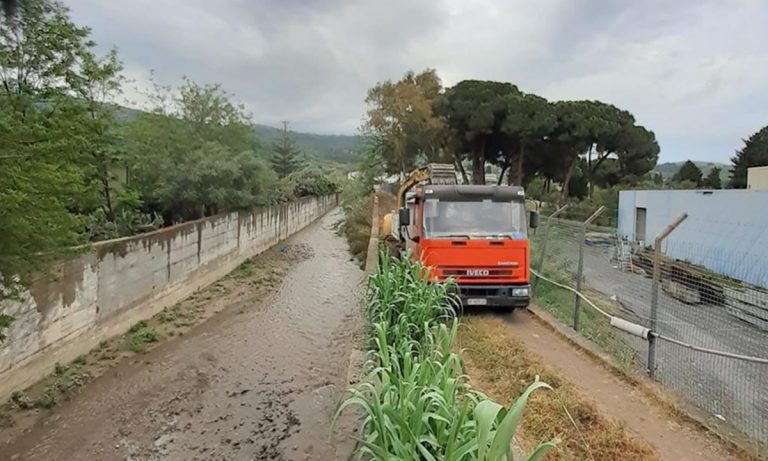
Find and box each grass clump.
[0,314,13,342]
[233,260,256,279]
[125,321,160,353]
[9,391,33,410]
[8,359,91,410]
[336,251,558,460]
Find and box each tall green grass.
[337,252,558,460]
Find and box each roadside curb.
[526,304,766,460]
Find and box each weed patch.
[233,260,255,279]
[9,391,33,410]
[7,361,91,410]
[125,324,160,353]
[0,314,13,343]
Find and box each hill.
[655,161,730,182]
[113,106,362,165]
[254,124,361,165]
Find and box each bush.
[288,166,340,197]
[339,176,373,262]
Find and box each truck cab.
[397,184,536,309]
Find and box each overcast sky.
[64,0,767,163]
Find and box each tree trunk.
[498,158,511,185]
[515,145,525,186]
[586,145,593,199]
[558,156,578,206]
[472,139,486,185]
[589,150,610,199]
[455,157,469,184]
[102,175,114,221]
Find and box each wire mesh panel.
[530,214,768,447]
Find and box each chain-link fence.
[529,209,768,451]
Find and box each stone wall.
[0,195,337,399]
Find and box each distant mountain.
[254,124,361,165]
[113,106,362,165]
[655,161,730,182]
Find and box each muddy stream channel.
[0,210,365,461]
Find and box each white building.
[618,189,768,288]
[747,166,768,189]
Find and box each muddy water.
[1,209,364,461]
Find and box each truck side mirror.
[398,207,410,226]
[529,211,540,229]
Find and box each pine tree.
[703,167,722,189]
[270,121,301,178]
[728,126,768,188]
[671,160,703,186]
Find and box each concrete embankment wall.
[0,195,337,399]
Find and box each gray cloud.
[65,0,768,162]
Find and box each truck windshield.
[423,199,527,239]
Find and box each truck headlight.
[512,288,529,297]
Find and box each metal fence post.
[573,206,606,331]
[532,204,568,297]
[647,213,688,379]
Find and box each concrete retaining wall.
[0,195,337,400]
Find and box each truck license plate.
[466,298,487,306]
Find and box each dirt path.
[0,209,364,461]
[502,309,736,461]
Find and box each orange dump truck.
[382,165,539,310]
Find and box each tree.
[728,126,768,188]
[126,78,277,222]
[363,69,446,176]
[76,49,126,221]
[672,160,703,186]
[0,0,103,298]
[271,121,301,178]
[437,80,518,184]
[287,165,339,197]
[703,167,722,189]
[359,72,660,197]
[499,93,555,186]
[546,100,600,204]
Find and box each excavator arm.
[382,163,456,240]
[395,167,431,210]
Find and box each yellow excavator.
[381,163,457,239]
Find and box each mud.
[0,209,364,461]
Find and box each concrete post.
[574,206,606,331]
[648,213,688,379]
